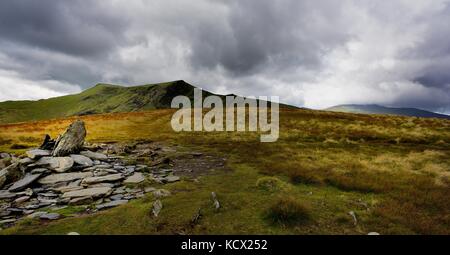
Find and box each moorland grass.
[0,108,449,234]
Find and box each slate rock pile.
[0,120,179,229]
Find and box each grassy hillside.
[1,108,449,234]
[327,104,450,119]
[0,80,212,124]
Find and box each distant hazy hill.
[0,80,293,124]
[326,104,450,119]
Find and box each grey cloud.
[0,0,129,57]
[0,0,450,114]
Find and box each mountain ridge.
[0,80,292,124]
[326,104,450,119]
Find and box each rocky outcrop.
[52,120,86,157]
[0,122,189,229]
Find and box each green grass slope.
[0,80,208,124]
[0,80,295,124]
[327,104,450,120]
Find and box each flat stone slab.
[30,168,50,174]
[80,151,108,160]
[70,154,94,167]
[81,174,123,185]
[26,149,51,159]
[35,157,74,173]
[96,200,128,210]
[163,175,180,183]
[0,190,17,199]
[39,212,60,220]
[38,172,93,185]
[8,174,42,192]
[62,187,112,199]
[123,172,145,184]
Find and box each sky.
[0,0,450,114]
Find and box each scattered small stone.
[152,200,162,217]
[163,175,180,183]
[67,232,80,235]
[191,208,202,226]
[153,189,171,198]
[211,192,220,211]
[349,211,358,226]
[368,232,380,235]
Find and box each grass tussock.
[266,196,311,226]
[256,177,289,192]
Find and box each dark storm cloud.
[0,0,449,114]
[0,0,128,57]
[188,0,350,76]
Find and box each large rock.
[26,149,51,159]
[81,174,123,185]
[0,163,23,189]
[70,154,93,167]
[62,187,112,199]
[38,172,93,185]
[35,157,74,173]
[80,151,108,160]
[8,173,41,192]
[52,120,86,157]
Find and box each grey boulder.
[52,120,86,157]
